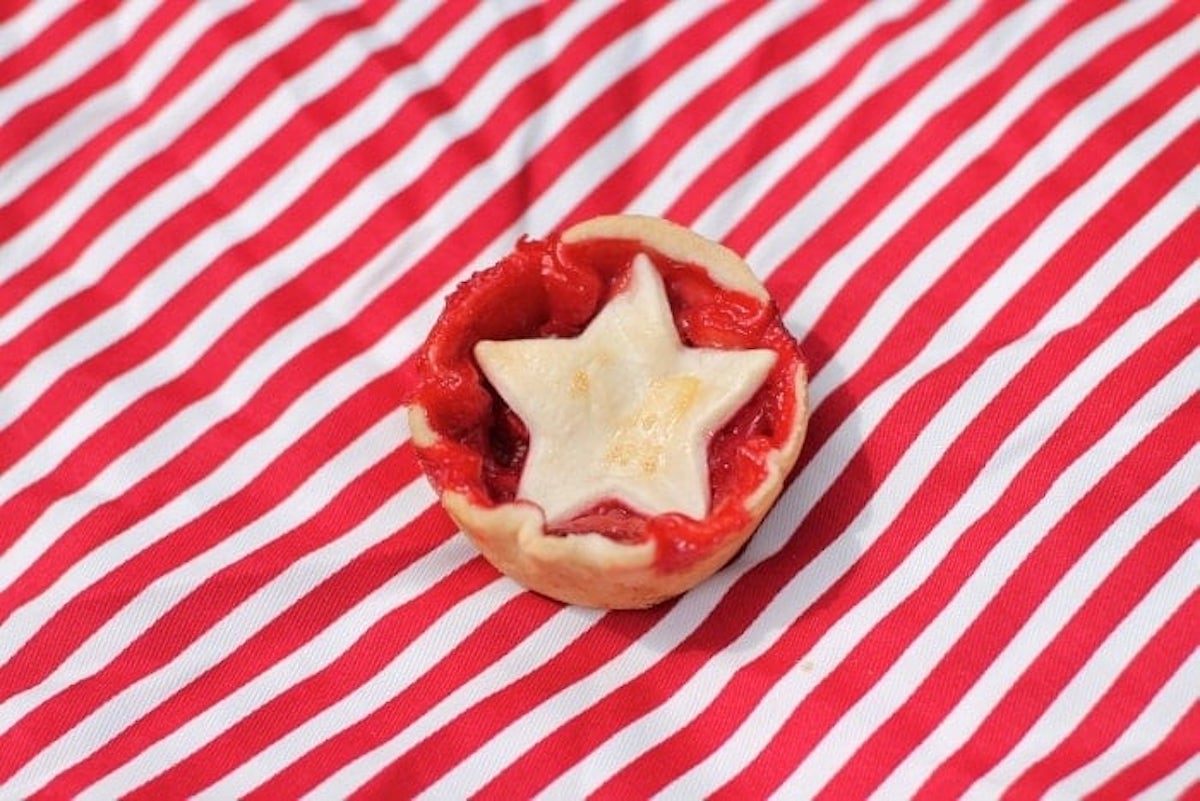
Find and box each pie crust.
[408,215,808,608]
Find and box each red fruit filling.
[412,233,805,571]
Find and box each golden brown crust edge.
[408,215,808,609]
[561,214,770,303]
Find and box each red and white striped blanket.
[1,1,1196,797]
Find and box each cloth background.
[1,1,1197,798]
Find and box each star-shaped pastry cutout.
[474,253,776,524]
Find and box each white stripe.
[289,604,600,800]
[1,431,443,797]
[3,0,789,564]
[1133,751,1200,801]
[657,64,1200,801]
[386,11,1196,794]
[0,0,299,219]
[805,14,1199,410]
[0,0,719,649]
[376,0,914,449]
[751,0,1166,303]
[0,0,563,520]
[0,0,250,204]
[758,136,1200,582]
[208,600,593,800]
[0,0,315,326]
[156,5,896,796]
[699,0,1101,261]
[780,350,1200,795]
[656,246,1200,797]
[379,0,953,423]
[0,0,439,358]
[864,181,1200,796]
[182,582,527,801]
[955,534,1200,800]
[0,5,667,694]
[0,172,468,619]
[0,0,453,329]
[0,230,460,651]
[770,293,1200,798]
[2,6,1190,801]
[74,537,493,801]
[288,28,1190,796]
[0,0,79,56]
[206,6,960,795]
[0,3,1185,796]
[0,0,739,777]
[628,0,933,231]
[0,0,160,129]
[0,405,415,730]
[531,6,1030,799]
[517,0,823,235]
[0,0,796,492]
[1047,641,1200,800]
[413,597,745,799]
[382,0,1053,526]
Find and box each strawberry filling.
[412,233,804,571]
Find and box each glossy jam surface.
[413,234,804,571]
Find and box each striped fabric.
[1,0,1197,797]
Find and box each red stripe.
[569,0,926,227]
[0,12,645,735]
[0,0,738,610]
[0,0,394,385]
[30,503,460,798]
[114,3,844,796]
[937,504,1199,798]
[363,0,887,382]
[0,5,656,733]
[237,592,559,800]
[723,0,1050,262]
[1080,651,1200,801]
[0,0,285,317]
[720,366,1200,799]
[382,0,888,405]
[592,198,1199,799]
[904,498,1200,799]
[0,406,424,783]
[226,4,926,796]
[994,556,1200,800]
[342,610,665,800]
[115,540,494,800]
[754,0,1122,316]
[0,0,106,87]
[0,0,239,192]
[0,1,464,325]
[364,6,1033,797]
[0,367,417,702]
[665,0,1026,231]
[0,0,34,25]
[0,0,539,583]
[0,0,193,170]
[798,5,1196,441]
[531,35,1200,801]
[799,136,1200,801]
[616,50,1199,801]
[0,0,684,784]
[1,2,1192,794]
[166,10,926,796]
[345,0,752,325]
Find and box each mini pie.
[408,214,808,609]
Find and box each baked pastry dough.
[409,215,808,608]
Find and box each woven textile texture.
[1,1,1197,798]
